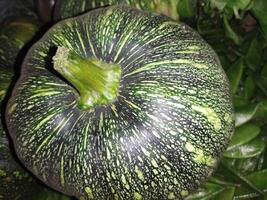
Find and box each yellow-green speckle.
[8,103,17,114]
[85,187,94,199]
[168,192,175,199]
[181,190,189,197]
[151,159,158,168]
[121,174,130,189]
[141,146,150,157]
[173,178,179,185]
[134,192,142,200]
[185,142,216,166]
[192,105,221,131]
[224,112,233,123]
[153,169,159,175]
[185,142,195,152]
[135,166,144,181]
[114,194,119,200]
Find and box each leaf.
[244,75,256,99]
[185,182,224,200]
[209,0,251,15]
[223,15,243,45]
[233,95,249,107]
[227,123,261,150]
[178,0,196,18]
[252,101,267,122]
[209,0,227,11]
[262,63,267,77]
[234,155,263,173]
[215,186,235,200]
[208,176,237,187]
[252,0,267,39]
[234,169,267,198]
[245,37,263,71]
[226,58,244,94]
[257,74,267,96]
[224,137,265,159]
[235,103,260,127]
[221,161,265,195]
[226,0,252,11]
[246,169,267,191]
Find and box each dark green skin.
[7,6,234,200]
[0,18,38,70]
[53,0,179,21]
[0,69,72,200]
[0,68,36,199]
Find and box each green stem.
[53,47,121,110]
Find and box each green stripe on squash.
[7,5,234,200]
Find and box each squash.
[6,6,234,200]
[0,12,40,199]
[0,18,39,70]
[53,0,179,21]
[0,68,73,200]
[0,67,36,199]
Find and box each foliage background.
[181,0,267,199]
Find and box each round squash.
[0,67,36,199]
[0,69,73,200]
[6,6,234,200]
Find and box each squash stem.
[53,47,121,110]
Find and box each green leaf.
[244,75,256,99]
[227,123,261,150]
[224,137,265,159]
[257,79,267,96]
[185,182,224,200]
[226,0,252,11]
[223,15,243,45]
[235,103,260,127]
[208,176,237,187]
[209,0,251,16]
[227,58,244,94]
[221,161,265,195]
[209,0,227,11]
[246,169,267,191]
[178,0,196,18]
[252,101,267,122]
[245,37,263,71]
[215,186,235,200]
[234,169,267,198]
[261,63,267,77]
[252,0,267,39]
[233,95,249,107]
[233,155,263,173]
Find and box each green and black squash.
[6,5,234,200]
[0,67,36,199]
[0,17,39,70]
[53,0,179,21]
[0,69,72,200]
